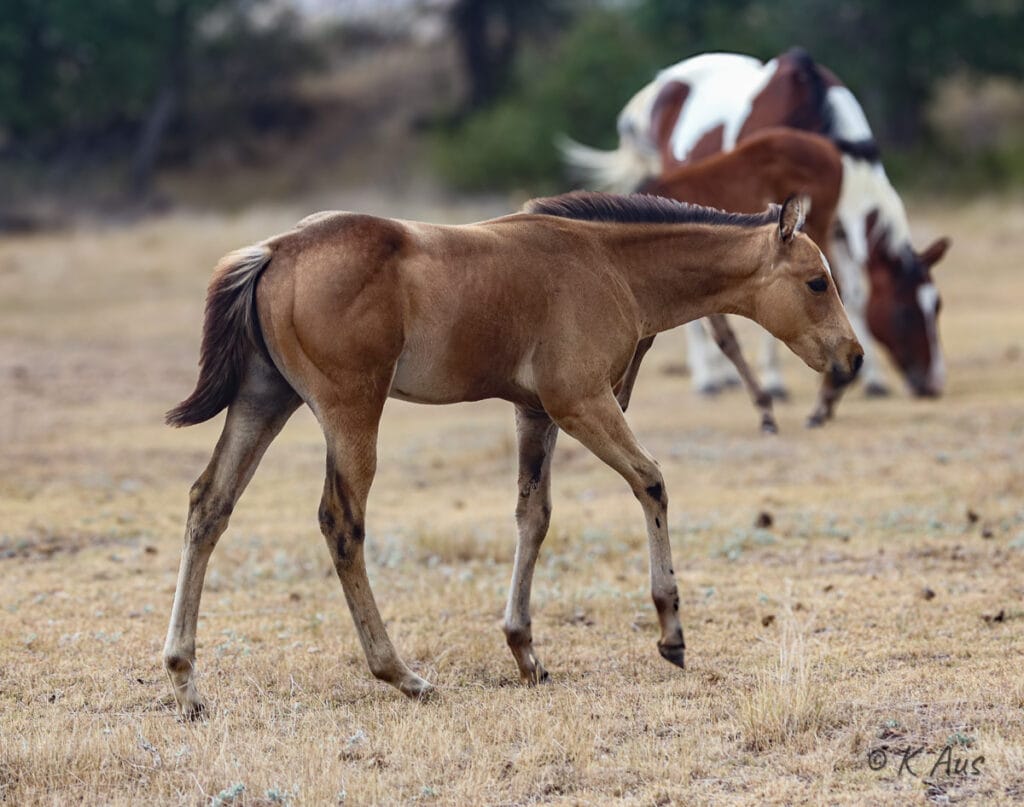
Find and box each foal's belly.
[389,340,537,407]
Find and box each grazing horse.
[563,48,950,402]
[163,193,862,717]
[635,127,845,430]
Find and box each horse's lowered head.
[748,196,864,385]
[864,213,951,397]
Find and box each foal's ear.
[919,236,951,268]
[778,195,807,243]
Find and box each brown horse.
[163,193,862,717]
[636,127,845,430]
[564,48,950,400]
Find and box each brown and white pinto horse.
[163,193,862,717]
[564,48,950,401]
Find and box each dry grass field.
[1,192,1022,806]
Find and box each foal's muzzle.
[827,349,864,388]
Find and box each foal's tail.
[166,244,273,427]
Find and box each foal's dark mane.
[524,191,779,228]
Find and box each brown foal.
[163,192,862,717]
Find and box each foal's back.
[256,210,632,408]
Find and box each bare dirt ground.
[1,193,1022,806]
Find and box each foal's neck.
[603,223,769,336]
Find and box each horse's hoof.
[399,674,435,701]
[766,385,790,402]
[864,382,891,398]
[521,662,550,686]
[657,641,686,669]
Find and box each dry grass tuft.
[734,610,839,752]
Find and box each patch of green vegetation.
[430,10,660,193]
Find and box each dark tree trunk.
[130,1,190,198]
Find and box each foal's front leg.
[550,390,685,668]
[706,315,777,434]
[503,407,559,683]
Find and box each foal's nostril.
[851,353,864,375]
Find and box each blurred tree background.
[2,0,1024,224]
[432,0,1024,191]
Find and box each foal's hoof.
[696,383,722,397]
[177,696,207,722]
[760,416,779,435]
[766,385,790,402]
[521,660,550,686]
[657,641,686,669]
[805,413,827,429]
[864,382,891,398]
[399,674,435,701]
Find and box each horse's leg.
[614,335,655,413]
[503,407,559,684]
[806,372,851,427]
[684,320,720,396]
[164,355,300,719]
[317,393,432,699]
[549,390,685,669]
[760,333,789,401]
[830,234,888,396]
[707,315,777,434]
[707,316,741,389]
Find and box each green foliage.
[0,0,319,153]
[431,10,660,192]
[0,0,216,143]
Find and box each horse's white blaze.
[817,247,833,278]
[825,86,873,141]
[916,282,946,391]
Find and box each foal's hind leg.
[706,315,777,434]
[317,396,432,699]
[164,356,300,719]
[504,407,559,684]
[548,390,685,670]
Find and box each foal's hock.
[163,193,862,718]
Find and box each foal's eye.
[806,277,828,294]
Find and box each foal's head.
[752,196,864,384]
